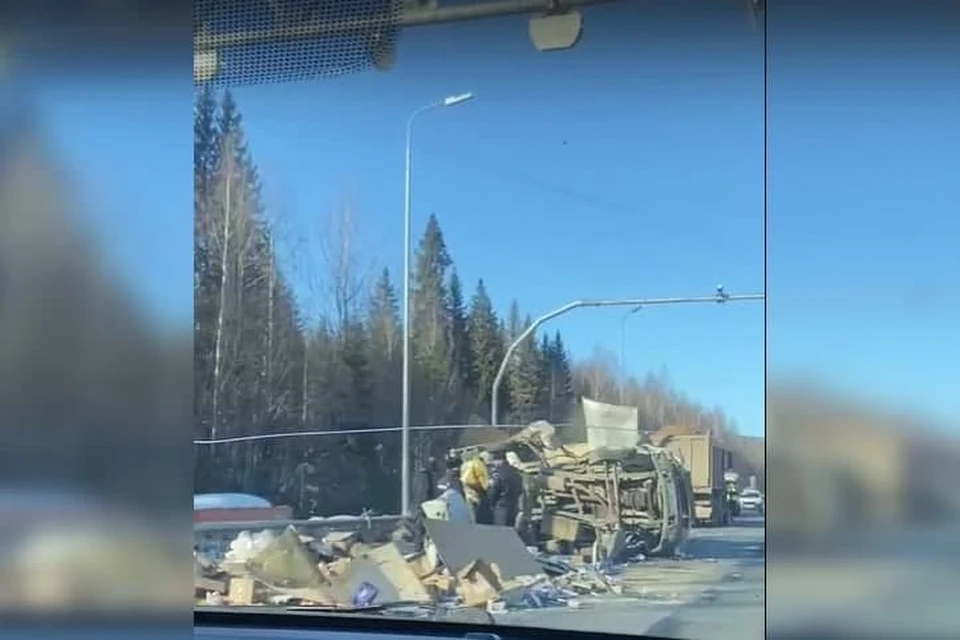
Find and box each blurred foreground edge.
[0,612,187,640]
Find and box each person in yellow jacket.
[459,456,494,524]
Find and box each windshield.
[190,2,766,635]
[5,0,958,638]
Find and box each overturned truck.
[450,400,693,561]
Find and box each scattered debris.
[422,519,543,582]
[194,519,659,612]
[339,541,433,605]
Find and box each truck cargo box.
[657,433,730,492]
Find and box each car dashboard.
[193,608,666,640]
[197,627,499,640]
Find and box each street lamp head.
[443,92,475,106]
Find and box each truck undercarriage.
[450,422,692,562]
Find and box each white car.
[738,489,764,514]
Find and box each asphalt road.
[495,516,766,639]
[195,513,960,638]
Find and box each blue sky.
[26,2,959,435]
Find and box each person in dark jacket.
[442,452,465,497]
[411,456,444,513]
[487,450,524,528]
[473,489,494,525]
[412,465,432,511]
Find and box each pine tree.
[193,88,221,442]
[547,331,574,421]
[538,333,553,415]
[446,268,473,412]
[500,299,524,418]
[412,214,452,354]
[338,320,373,426]
[368,268,401,355]
[367,268,402,426]
[506,299,522,342]
[410,214,456,466]
[194,85,219,207]
[365,268,402,511]
[467,278,505,421]
[193,85,220,332]
[264,274,305,429]
[199,130,248,442]
[509,314,544,425]
[217,89,262,216]
[216,90,247,163]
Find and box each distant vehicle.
[193,493,272,510]
[738,488,764,514]
[193,493,292,524]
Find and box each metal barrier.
[194,514,403,534]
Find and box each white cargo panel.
[581,396,639,450]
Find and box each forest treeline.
[193,88,753,516]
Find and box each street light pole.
[618,304,642,403]
[401,92,474,516]
[490,288,763,426]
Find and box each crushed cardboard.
[195,520,632,611]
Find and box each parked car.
[193,493,293,524]
[738,488,765,514]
